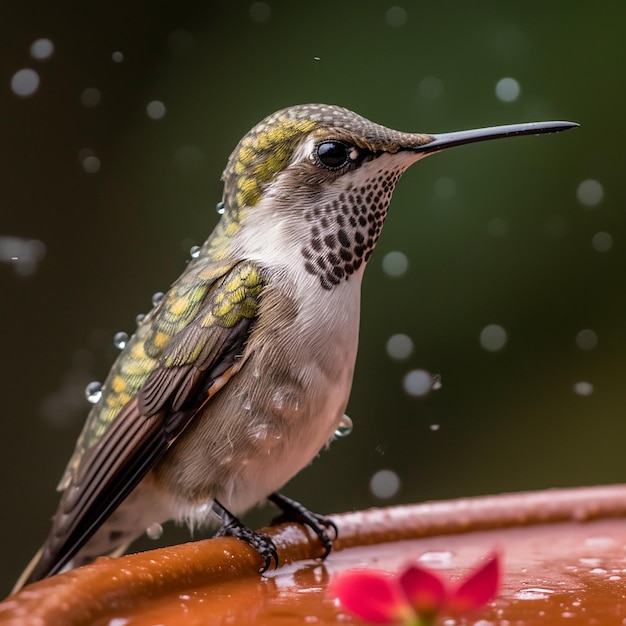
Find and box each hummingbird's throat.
[300,162,406,290]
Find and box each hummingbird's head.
[220,104,436,289]
[219,104,577,290]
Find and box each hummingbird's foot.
[268,492,338,560]
[212,499,279,572]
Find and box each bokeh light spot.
[147,100,166,120]
[591,231,612,252]
[386,333,413,360]
[576,179,604,207]
[403,369,432,397]
[386,6,407,27]
[495,77,521,102]
[573,381,594,396]
[30,38,54,60]
[250,2,271,22]
[11,69,40,97]
[81,88,101,108]
[382,250,408,277]
[480,324,507,352]
[576,329,598,351]
[370,469,401,498]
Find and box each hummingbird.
[15,104,576,591]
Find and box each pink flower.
[330,552,501,625]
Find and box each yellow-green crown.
[221,103,431,211]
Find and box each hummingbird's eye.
[316,141,354,170]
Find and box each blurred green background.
[1,0,624,594]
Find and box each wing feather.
[23,260,264,584]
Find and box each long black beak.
[415,121,579,154]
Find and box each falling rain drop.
[112,51,124,63]
[431,373,442,390]
[216,201,225,215]
[190,245,201,259]
[85,381,102,404]
[146,522,163,540]
[135,313,146,325]
[113,331,128,350]
[333,415,353,439]
[152,291,164,307]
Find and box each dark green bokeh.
[1,1,624,593]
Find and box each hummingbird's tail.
[12,482,169,594]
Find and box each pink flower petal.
[330,569,411,624]
[449,552,501,613]
[398,564,447,615]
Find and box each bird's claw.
[215,521,279,572]
[268,492,338,560]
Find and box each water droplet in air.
[152,291,164,307]
[216,201,225,215]
[112,51,124,63]
[431,373,442,390]
[334,415,353,439]
[113,331,128,350]
[146,522,163,540]
[85,381,102,404]
[190,245,201,259]
[135,313,146,325]
[429,424,440,431]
